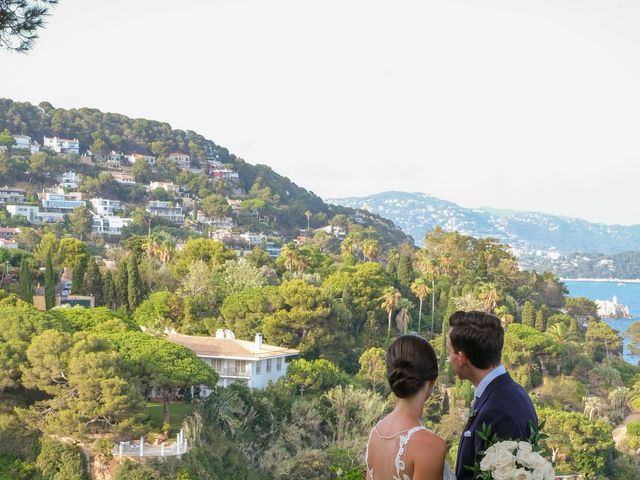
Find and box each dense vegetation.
[0,224,639,479]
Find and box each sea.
[564,279,640,365]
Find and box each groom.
[446,310,538,480]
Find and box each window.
[256,360,261,374]
[235,360,248,375]
[276,357,282,371]
[266,359,272,373]
[211,358,223,373]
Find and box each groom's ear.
[456,349,470,367]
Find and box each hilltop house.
[43,136,80,154]
[90,197,121,216]
[57,171,80,189]
[166,330,299,393]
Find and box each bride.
[366,335,455,480]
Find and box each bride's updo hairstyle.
[386,335,438,398]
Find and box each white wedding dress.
[365,425,455,480]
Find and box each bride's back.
[366,421,443,480]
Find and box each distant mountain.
[326,191,640,256]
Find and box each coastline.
[561,278,640,283]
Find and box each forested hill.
[0,98,411,246]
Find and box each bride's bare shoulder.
[408,430,447,479]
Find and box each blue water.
[564,280,640,365]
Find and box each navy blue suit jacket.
[455,372,537,480]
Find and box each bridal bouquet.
[467,422,555,480]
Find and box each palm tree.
[340,236,357,259]
[478,282,500,313]
[395,298,414,335]
[424,259,439,333]
[379,287,402,339]
[280,242,298,278]
[608,386,630,418]
[546,322,579,343]
[362,239,380,262]
[410,278,431,333]
[305,210,312,230]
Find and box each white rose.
[542,462,555,480]
[517,441,533,454]
[493,447,517,470]
[480,445,498,471]
[516,450,547,469]
[495,440,519,452]
[514,468,533,480]
[491,465,515,480]
[531,467,544,480]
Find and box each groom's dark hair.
[448,311,503,369]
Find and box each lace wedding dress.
[365,425,455,480]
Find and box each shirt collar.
[474,364,507,399]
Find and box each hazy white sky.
[2,0,640,224]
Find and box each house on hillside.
[12,135,40,153]
[0,238,18,249]
[147,200,184,224]
[167,152,191,170]
[0,186,26,204]
[126,153,156,166]
[43,136,80,154]
[90,197,121,216]
[149,181,179,193]
[41,189,85,211]
[6,205,65,223]
[0,227,21,240]
[166,330,299,393]
[211,168,239,181]
[110,172,136,185]
[57,171,80,189]
[92,215,131,236]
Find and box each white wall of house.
[249,356,290,389]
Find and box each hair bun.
[388,364,423,399]
[385,335,439,399]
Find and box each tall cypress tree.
[83,259,103,306]
[44,255,55,310]
[127,256,143,311]
[19,257,33,304]
[521,301,536,327]
[72,254,89,294]
[102,270,116,310]
[396,254,415,294]
[115,260,129,309]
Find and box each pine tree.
[535,305,548,332]
[440,291,456,375]
[44,255,55,310]
[102,270,116,309]
[115,260,129,309]
[19,257,33,304]
[127,256,143,310]
[71,254,89,294]
[521,301,535,327]
[83,259,103,306]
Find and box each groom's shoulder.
[489,373,534,406]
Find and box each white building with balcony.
[127,153,156,166]
[110,172,136,185]
[166,330,299,392]
[90,197,121,216]
[12,134,40,153]
[43,136,80,154]
[147,200,184,224]
[57,171,80,189]
[6,205,65,223]
[168,152,191,170]
[41,190,85,211]
[92,215,131,236]
[0,186,25,204]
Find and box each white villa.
[149,181,180,193]
[0,186,26,204]
[166,330,299,392]
[12,134,40,153]
[147,200,184,224]
[127,153,156,166]
[41,189,85,211]
[57,171,81,189]
[110,172,136,185]
[43,136,80,154]
[90,197,121,216]
[6,204,65,223]
[92,215,131,236]
[168,152,191,170]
